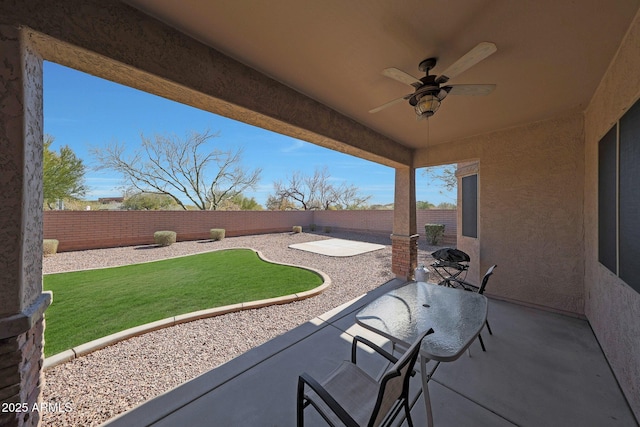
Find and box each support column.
[391,165,418,279]
[0,25,51,427]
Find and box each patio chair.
[297,328,435,427]
[448,265,497,352]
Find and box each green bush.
[210,228,226,241]
[154,231,176,246]
[424,224,445,245]
[292,226,302,233]
[309,223,317,231]
[43,239,59,256]
[324,226,332,233]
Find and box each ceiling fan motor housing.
[369,42,497,117]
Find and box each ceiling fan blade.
[369,94,412,113]
[382,68,422,87]
[446,84,496,96]
[435,42,497,83]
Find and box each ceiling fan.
[369,42,498,119]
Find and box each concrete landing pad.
[289,238,385,257]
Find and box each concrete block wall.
[43,209,457,252]
[308,209,457,244]
[44,210,315,252]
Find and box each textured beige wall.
[0,25,44,316]
[392,166,417,236]
[584,9,640,420]
[481,114,585,313]
[416,113,586,314]
[0,25,50,427]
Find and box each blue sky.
[43,61,455,207]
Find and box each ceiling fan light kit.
[414,94,441,117]
[370,42,498,119]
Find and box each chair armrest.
[298,373,359,427]
[351,335,398,365]
[447,277,479,292]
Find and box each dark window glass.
[598,125,617,274]
[619,100,640,292]
[462,174,478,238]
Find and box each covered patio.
[1,1,640,426]
[102,278,636,426]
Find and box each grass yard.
[43,249,323,356]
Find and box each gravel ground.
[41,231,440,427]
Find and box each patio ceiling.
[124,0,639,150]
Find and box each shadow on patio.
[103,278,637,427]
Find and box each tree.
[121,192,178,210]
[422,164,457,192]
[269,166,370,210]
[217,194,263,211]
[91,129,262,210]
[437,201,457,209]
[417,200,435,210]
[43,135,87,209]
[265,195,297,211]
[421,164,458,205]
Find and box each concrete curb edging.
[44,248,331,370]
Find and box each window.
[462,174,478,238]
[598,98,640,293]
[598,126,617,273]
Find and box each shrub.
[43,239,59,256]
[210,228,225,241]
[324,226,332,233]
[292,226,302,233]
[154,231,176,246]
[309,223,316,231]
[424,224,445,245]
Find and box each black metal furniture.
[447,265,497,352]
[356,282,488,427]
[430,248,471,287]
[297,328,434,427]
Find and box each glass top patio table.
[356,281,488,362]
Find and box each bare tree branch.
[91,129,262,210]
[269,166,370,210]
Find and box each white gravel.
[41,231,440,427]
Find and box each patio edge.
[43,248,331,370]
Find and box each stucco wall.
[482,114,585,314]
[416,113,585,315]
[584,9,640,420]
[0,25,50,427]
[0,25,45,317]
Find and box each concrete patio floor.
[103,279,638,427]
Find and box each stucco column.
[0,25,51,427]
[391,166,418,279]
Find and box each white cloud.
[280,140,305,153]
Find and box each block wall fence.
[43,209,457,252]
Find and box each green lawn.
[43,249,323,356]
